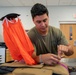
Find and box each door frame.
[59,21,76,25]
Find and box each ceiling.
[0,0,76,7]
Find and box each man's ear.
[32,18,35,23]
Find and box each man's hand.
[58,45,69,58]
[40,53,61,65]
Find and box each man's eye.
[43,19,47,22]
[37,21,41,23]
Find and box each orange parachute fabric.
[2,17,36,65]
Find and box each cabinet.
[6,49,13,62]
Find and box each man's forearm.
[32,52,40,63]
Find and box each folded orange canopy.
[2,17,36,65]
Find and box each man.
[28,3,73,66]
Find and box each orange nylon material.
[3,18,36,65]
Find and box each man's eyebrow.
[43,18,47,21]
[36,18,47,23]
[36,20,41,22]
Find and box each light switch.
[74,40,76,46]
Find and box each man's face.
[33,13,49,33]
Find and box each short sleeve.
[57,30,68,45]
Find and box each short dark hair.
[31,3,49,19]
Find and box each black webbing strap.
[0,66,15,74]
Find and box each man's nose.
[41,22,45,26]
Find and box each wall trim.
[59,21,76,24]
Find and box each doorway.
[60,23,76,58]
